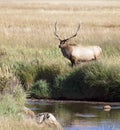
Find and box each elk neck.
[60,43,74,59]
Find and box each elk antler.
[54,22,62,41]
[65,23,80,41]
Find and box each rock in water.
[103,105,111,111]
[35,112,63,130]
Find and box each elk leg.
[70,56,77,67]
[71,61,75,67]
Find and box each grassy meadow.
[0,0,120,66]
[0,0,120,99]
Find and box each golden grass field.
[0,0,120,67]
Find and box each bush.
[53,62,120,101]
[0,94,19,117]
[15,63,62,90]
[30,80,50,99]
[15,63,37,90]
[35,64,61,86]
[53,67,88,100]
[15,62,120,101]
[0,86,26,117]
[52,75,66,99]
[0,64,22,95]
[13,85,26,107]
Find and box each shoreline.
[27,98,120,106]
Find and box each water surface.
[26,100,120,130]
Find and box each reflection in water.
[26,100,120,130]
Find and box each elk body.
[54,22,102,67]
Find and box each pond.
[26,100,120,130]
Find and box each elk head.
[54,22,80,48]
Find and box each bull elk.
[54,22,102,67]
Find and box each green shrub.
[83,63,120,101]
[15,63,62,90]
[0,76,9,93]
[0,86,26,117]
[30,80,50,99]
[15,63,37,90]
[13,85,26,107]
[53,62,120,101]
[0,64,23,95]
[35,64,61,86]
[15,61,120,101]
[52,75,66,99]
[0,65,12,94]
[0,94,19,117]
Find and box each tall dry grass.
[0,0,119,67]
